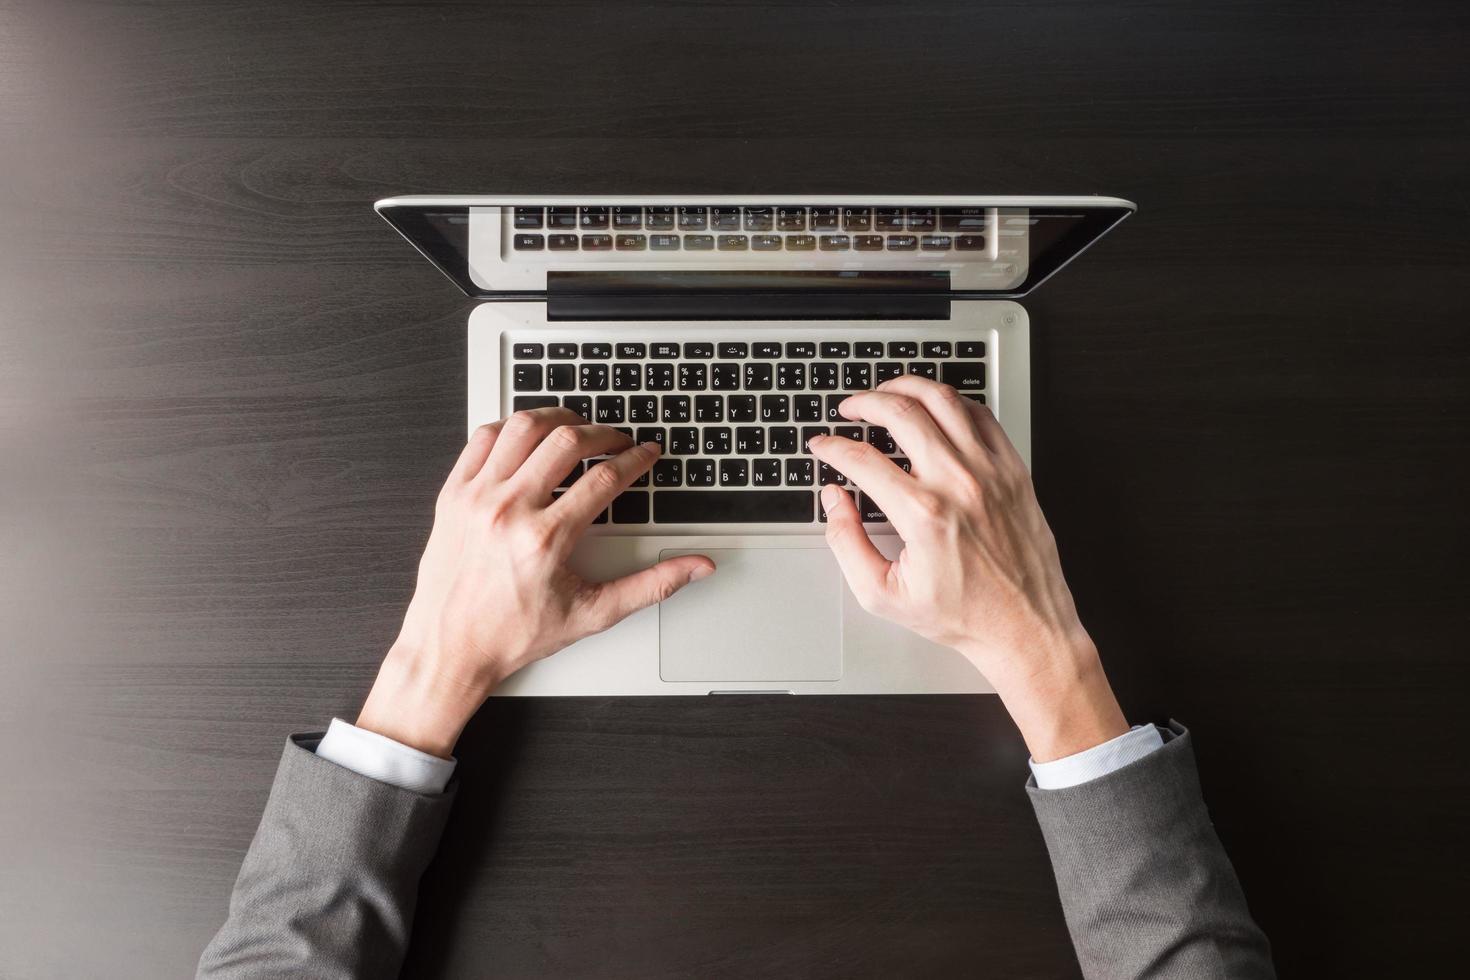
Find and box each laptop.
[376,196,1133,695]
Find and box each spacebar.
[654,490,814,523]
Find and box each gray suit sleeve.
[198,733,455,979]
[1027,722,1274,980]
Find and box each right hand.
[808,377,1128,761]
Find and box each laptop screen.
[375,197,1133,300]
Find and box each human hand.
[356,408,715,757]
[808,377,1127,761]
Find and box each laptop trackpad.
[658,548,843,683]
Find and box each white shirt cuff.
[315,718,457,795]
[1029,724,1165,790]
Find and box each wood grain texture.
[1,0,1467,977]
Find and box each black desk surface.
[2,1,1466,976]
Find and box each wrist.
[979,636,1129,763]
[355,642,494,759]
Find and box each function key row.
[513,206,990,233]
[512,232,986,252]
[513,341,984,360]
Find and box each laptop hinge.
[545,270,952,321]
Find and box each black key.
[769,426,798,454]
[685,234,714,250]
[842,362,871,390]
[613,206,643,229]
[627,396,657,423]
[683,343,714,359]
[616,234,647,250]
[893,456,912,473]
[719,342,748,357]
[653,458,683,486]
[923,341,953,357]
[719,458,749,487]
[557,460,583,489]
[514,207,544,229]
[956,234,987,251]
[920,235,952,251]
[612,364,641,390]
[547,364,577,391]
[564,395,594,420]
[842,207,872,231]
[809,362,840,390]
[857,493,887,523]
[595,396,625,423]
[744,363,773,390]
[711,207,742,230]
[834,425,863,442]
[752,342,782,359]
[513,395,557,411]
[742,207,774,231]
[735,426,765,454]
[513,364,543,391]
[646,207,675,230]
[875,207,905,231]
[752,234,783,251]
[615,426,634,440]
[677,207,708,230]
[777,207,807,231]
[906,208,936,231]
[548,343,578,360]
[703,426,732,454]
[793,394,823,422]
[855,341,884,357]
[887,341,918,358]
[547,207,578,229]
[691,395,721,422]
[661,395,691,423]
[670,427,699,455]
[583,234,612,250]
[958,340,986,357]
[760,394,790,422]
[824,394,850,422]
[711,363,740,390]
[617,342,647,358]
[867,425,897,454]
[513,342,545,359]
[548,234,579,250]
[855,235,884,251]
[818,461,848,486]
[785,235,816,251]
[907,362,937,379]
[819,235,851,251]
[654,490,813,523]
[513,234,545,250]
[650,341,679,359]
[579,207,609,229]
[941,362,987,390]
[718,234,749,251]
[940,207,988,232]
[887,235,918,250]
[800,426,830,452]
[727,395,757,422]
[612,492,650,524]
[811,207,840,230]
[776,362,806,390]
[785,458,814,486]
[875,361,904,383]
[650,234,680,250]
[677,363,707,390]
[636,427,666,451]
[579,342,610,359]
[645,363,674,390]
[579,363,609,391]
[685,459,716,486]
[753,458,782,486]
[820,342,850,358]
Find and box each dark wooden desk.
[3,1,1466,976]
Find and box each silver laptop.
[376,196,1133,696]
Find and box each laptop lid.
[374,195,1134,302]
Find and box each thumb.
[581,554,716,631]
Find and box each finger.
[514,423,634,497]
[872,375,988,458]
[579,554,717,630]
[836,391,958,474]
[818,484,893,610]
[960,399,1027,469]
[451,422,502,482]
[807,433,917,534]
[552,440,661,527]
[479,407,589,484]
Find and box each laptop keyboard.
[508,336,987,527]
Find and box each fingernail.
[689,562,715,581]
[820,484,838,506]
[808,434,826,447]
[640,440,661,454]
